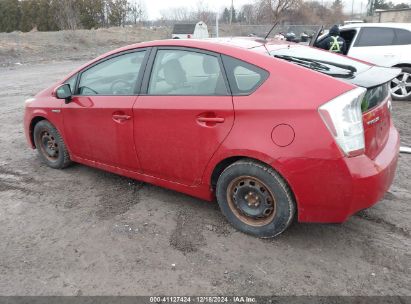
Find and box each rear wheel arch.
[211,156,244,190]
[215,157,297,237]
[210,156,297,207]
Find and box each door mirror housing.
[55,84,72,102]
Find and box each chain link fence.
[209,24,323,38]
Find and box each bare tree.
[240,4,257,24]
[256,0,302,25]
[107,0,128,26]
[160,6,192,21]
[53,0,79,30]
[193,1,216,24]
[128,0,147,24]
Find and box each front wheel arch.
[29,116,47,148]
[392,63,411,69]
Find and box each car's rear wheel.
[33,120,71,169]
[216,159,296,238]
[390,67,411,101]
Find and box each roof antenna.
[264,21,279,41]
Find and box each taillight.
[319,87,367,157]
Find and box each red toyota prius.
[24,38,400,237]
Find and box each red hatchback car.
[24,38,400,237]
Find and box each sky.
[144,0,410,20]
[145,0,252,20]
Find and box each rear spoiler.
[344,66,401,89]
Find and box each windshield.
[270,45,371,78]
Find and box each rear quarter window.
[222,55,268,95]
[395,29,411,45]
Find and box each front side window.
[148,49,228,96]
[355,27,395,47]
[78,51,146,95]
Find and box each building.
[171,22,209,39]
[373,8,411,23]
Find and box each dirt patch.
[355,210,410,238]
[0,55,410,296]
[170,209,207,254]
[0,166,37,194]
[94,172,145,220]
[0,27,170,67]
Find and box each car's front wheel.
[216,160,296,238]
[391,67,411,101]
[33,120,72,169]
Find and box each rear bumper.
[284,126,400,223]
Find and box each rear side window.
[222,55,268,95]
[355,27,395,47]
[148,49,228,96]
[395,29,411,45]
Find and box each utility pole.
[351,0,355,17]
[230,0,233,25]
[216,12,219,37]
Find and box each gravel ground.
[0,60,410,296]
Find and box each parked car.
[312,23,411,100]
[172,21,209,39]
[24,38,400,237]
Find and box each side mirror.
[55,84,72,103]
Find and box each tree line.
[369,0,410,15]
[0,0,146,32]
[160,0,345,27]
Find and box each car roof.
[89,37,291,63]
[341,23,411,30]
[67,37,284,79]
[114,37,290,53]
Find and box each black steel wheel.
[216,159,296,238]
[33,120,71,169]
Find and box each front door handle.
[112,114,131,123]
[197,117,225,123]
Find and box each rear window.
[270,45,371,77]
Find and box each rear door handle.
[197,117,225,123]
[112,114,131,122]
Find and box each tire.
[216,159,296,238]
[33,120,71,169]
[390,67,411,101]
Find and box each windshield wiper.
[274,55,357,78]
[274,55,330,71]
